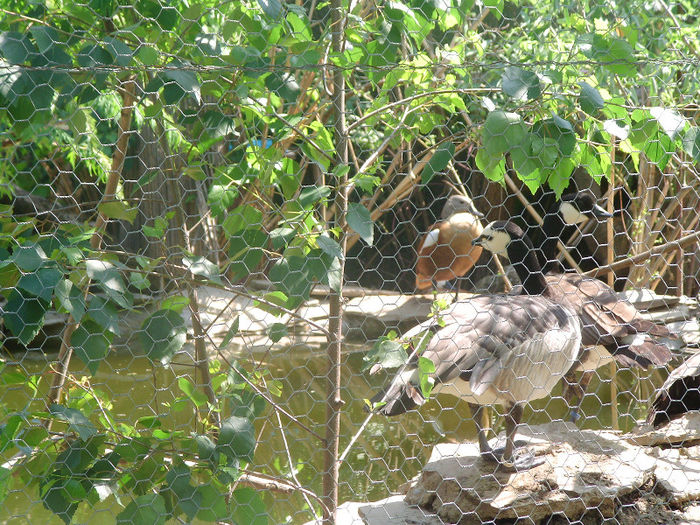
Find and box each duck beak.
[472,208,485,219]
[592,204,614,219]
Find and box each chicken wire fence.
[0,0,699,524]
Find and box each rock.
[679,503,700,525]
[404,422,656,524]
[629,412,700,447]
[619,289,681,310]
[358,495,443,525]
[651,445,700,504]
[302,497,441,525]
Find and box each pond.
[0,341,648,524]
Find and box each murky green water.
[0,342,652,524]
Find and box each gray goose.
[537,191,675,420]
[370,221,581,471]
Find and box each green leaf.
[578,82,604,116]
[0,32,36,64]
[0,414,23,454]
[298,185,331,209]
[178,377,209,408]
[116,494,167,525]
[85,260,131,308]
[86,296,120,335]
[11,244,47,271]
[139,309,187,364]
[41,477,85,525]
[183,256,222,284]
[160,295,189,313]
[548,157,575,198]
[163,61,201,105]
[578,33,636,77]
[30,26,62,53]
[0,466,10,508]
[195,484,228,522]
[222,205,263,236]
[49,404,97,440]
[269,256,315,308]
[102,37,133,66]
[482,110,527,157]
[362,338,408,372]
[683,127,700,163]
[217,416,256,463]
[221,317,240,348]
[264,71,300,102]
[501,66,541,101]
[422,142,455,184]
[98,200,138,223]
[418,356,435,398]
[195,434,219,464]
[532,116,576,157]
[17,268,62,301]
[231,487,268,525]
[166,465,200,521]
[347,203,374,246]
[267,322,287,343]
[475,149,506,183]
[258,0,283,19]
[316,235,343,260]
[71,319,113,375]
[3,291,48,345]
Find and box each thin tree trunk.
[323,1,347,522]
[47,78,137,407]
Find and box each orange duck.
[415,194,484,293]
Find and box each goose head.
[559,192,612,225]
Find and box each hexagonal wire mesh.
[0,0,699,524]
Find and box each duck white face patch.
[478,226,511,255]
[560,202,588,225]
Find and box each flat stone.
[667,319,700,347]
[620,288,681,310]
[344,293,466,339]
[679,503,700,525]
[302,497,440,525]
[358,495,443,525]
[651,445,700,504]
[629,412,700,447]
[404,422,656,524]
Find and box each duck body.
[373,221,582,470]
[415,196,484,291]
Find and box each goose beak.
[592,204,614,219]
